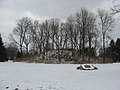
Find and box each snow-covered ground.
[0,62,120,90]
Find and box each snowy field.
[0,62,120,90]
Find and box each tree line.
[0,7,116,63]
[10,7,115,63]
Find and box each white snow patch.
[0,62,120,90]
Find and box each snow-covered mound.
[77,64,98,70]
[0,62,120,90]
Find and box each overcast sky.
[0,0,120,42]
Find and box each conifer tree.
[109,39,117,62]
[0,34,6,62]
[116,38,120,62]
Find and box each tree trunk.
[88,37,91,63]
[103,35,105,63]
[26,44,29,55]
[82,33,85,62]
[57,46,61,63]
[19,45,23,58]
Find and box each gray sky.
[0,0,120,42]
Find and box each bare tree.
[66,15,76,56]
[75,11,82,52]
[59,23,68,49]
[75,7,90,61]
[98,9,115,63]
[49,18,61,62]
[87,12,97,62]
[10,17,32,55]
[29,20,39,54]
[111,4,120,14]
[40,20,51,58]
[34,23,44,54]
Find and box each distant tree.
[66,15,75,56]
[29,20,40,53]
[0,34,6,62]
[60,22,70,49]
[6,42,18,60]
[106,40,114,58]
[49,18,61,62]
[87,12,97,62]
[40,20,51,58]
[75,7,98,62]
[75,7,90,61]
[109,39,117,62]
[98,9,115,63]
[10,17,32,56]
[116,38,120,62]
